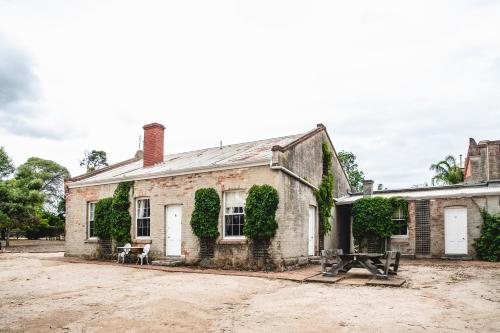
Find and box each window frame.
[135,197,151,239]
[223,190,246,240]
[391,207,408,238]
[87,201,97,240]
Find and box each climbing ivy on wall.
[243,184,279,239]
[474,210,500,262]
[315,142,334,236]
[94,197,113,240]
[352,196,408,244]
[93,181,133,245]
[111,181,134,245]
[190,188,221,239]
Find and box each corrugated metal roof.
[68,133,303,188]
[336,183,500,205]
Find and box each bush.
[190,188,220,239]
[243,184,279,239]
[474,210,500,262]
[111,181,133,245]
[352,196,408,243]
[94,197,113,240]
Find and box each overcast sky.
[0,1,499,189]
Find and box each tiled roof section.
[68,133,304,187]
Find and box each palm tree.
[430,155,464,186]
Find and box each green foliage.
[190,188,221,239]
[243,184,279,239]
[94,197,113,240]
[16,157,70,212]
[430,155,464,185]
[474,210,500,262]
[337,150,365,192]
[315,143,335,236]
[352,196,408,242]
[111,181,133,245]
[0,147,15,179]
[80,150,108,172]
[0,178,45,244]
[93,182,133,245]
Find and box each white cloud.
[0,0,499,186]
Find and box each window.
[392,207,408,237]
[88,202,96,239]
[136,198,151,237]
[224,191,245,238]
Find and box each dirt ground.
[0,252,499,333]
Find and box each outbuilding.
[65,123,351,269]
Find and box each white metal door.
[445,207,467,255]
[308,206,316,256]
[166,205,182,256]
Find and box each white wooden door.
[444,207,468,255]
[166,205,182,256]
[308,206,316,256]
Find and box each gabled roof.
[68,132,308,188]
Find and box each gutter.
[269,162,319,191]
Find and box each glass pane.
[225,214,244,237]
[225,191,245,208]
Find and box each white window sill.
[133,238,152,244]
[218,238,247,245]
[84,238,99,243]
[391,235,409,239]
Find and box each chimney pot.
[142,123,165,167]
[363,180,374,197]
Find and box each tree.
[0,147,15,180]
[0,178,45,246]
[337,151,365,192]
[430,155,464,186]
[16,157,70,212]
[80,150,108,172]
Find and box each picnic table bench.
[321,249,400,279]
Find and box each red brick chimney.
[143,123,165,167]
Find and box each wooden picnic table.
[323,251,400,279]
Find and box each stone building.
[336,137,500,258]
[65,123,351,269]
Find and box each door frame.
[308,205,317,256]
[444,206,468,255]
[165,204,182,256]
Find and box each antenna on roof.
[459,154,463,168]
[220,141,223,149]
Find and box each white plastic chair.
[117,243,131,263]
[136,244,150,265]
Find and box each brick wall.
[388,196,499,257]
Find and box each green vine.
[352,196,408,244]
[243,184,279,239]
[190,188,220,239]
[474,209,499,262]
[94,197,113,240]
[93,181,133,245]
[111,181,133,245]
[315,142,334,236]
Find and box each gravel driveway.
[0,252,499,333]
